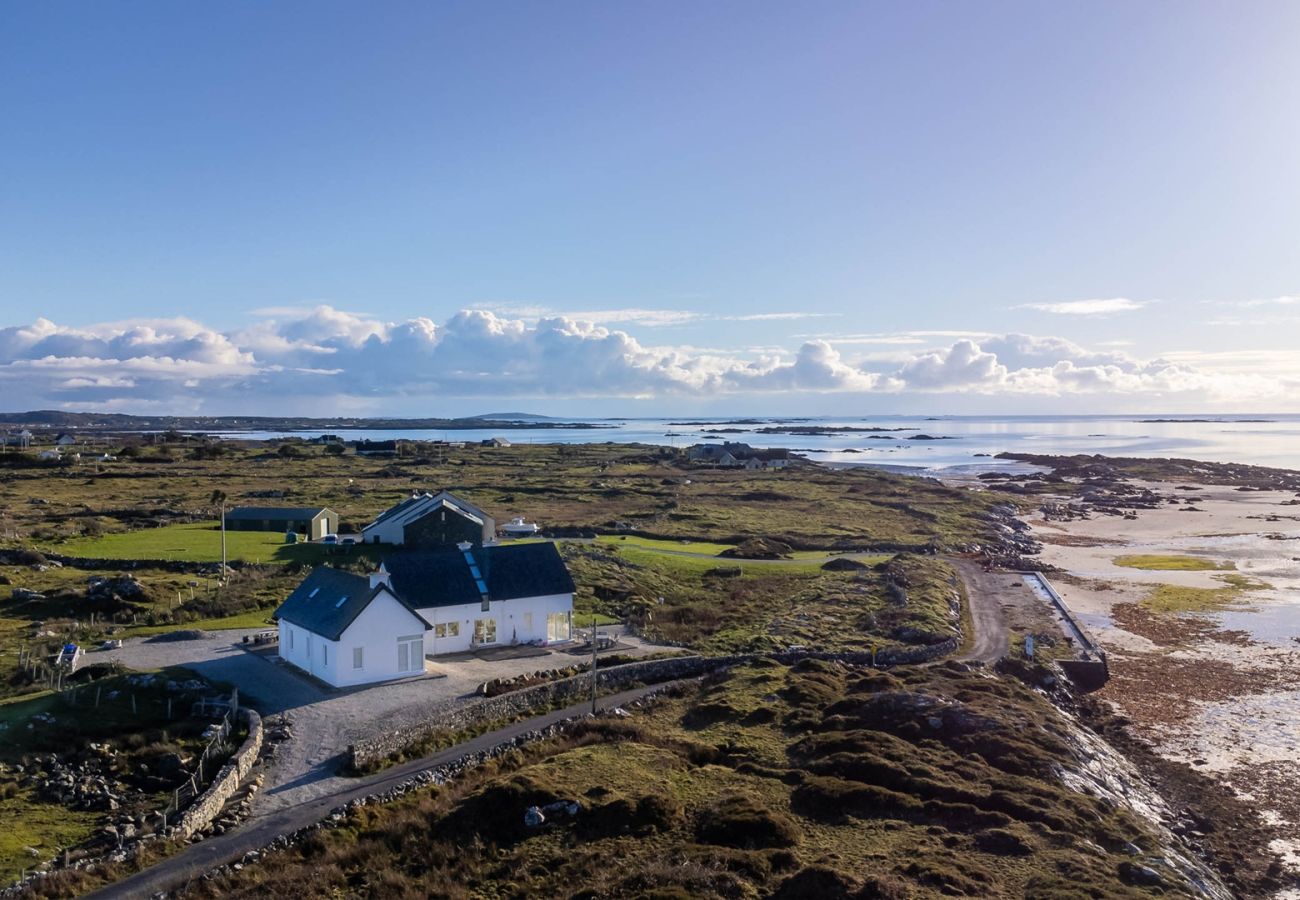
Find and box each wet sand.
[1024,481,1300,890]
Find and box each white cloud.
[0,307,1294,410]
[1020,297,1148,315]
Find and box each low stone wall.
[349,655,730,768]
[174,709,264,841]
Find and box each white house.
[361,490,495,547]
[274,542,575,685]
[274,566,432,687]
[385,542,574,655]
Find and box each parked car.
[340,536,357,546]
[322,534,338,544]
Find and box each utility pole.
[590,614,598,715]
[211,489,228,583]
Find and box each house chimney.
[369,562,391,590]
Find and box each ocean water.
[209,414,1300,475]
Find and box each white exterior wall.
[278,619,340,684]
[279,590,429,688]
[418,592,573,656]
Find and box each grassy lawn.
[1113,554,1234,572]
[594,535,739,556]
[52,522,385,566]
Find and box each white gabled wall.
[278,589,429,687]
[417,592,573,656]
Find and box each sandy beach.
[1024,479,1300,887]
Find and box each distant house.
[481,437,511,448]
[353,439,400,457]
[37,449,61,461]
[54,433,77,447]
[4,429,33,448]
[274,566,432,687]
[224,506,339,541]
[688,442,791,470]
[361,490,495,547]
[274,543,575,684]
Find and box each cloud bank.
[1020,297,1148,315]
[0,307,1292,412]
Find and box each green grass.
[594,535,738,556]
[51,521,384,566]
[1113,554,1233,572]
[1142,573,1270,613]
[122,607,277,637]
[0,792,101,884]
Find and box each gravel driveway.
[99,626,662,814]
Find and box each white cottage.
[386,542,574,655]
[274,542,575,686]
[274,566,431,687]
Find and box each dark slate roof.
[273,567,429,640]
[225,506,333,521]
[385,542,576,609]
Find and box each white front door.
[396,635,424,673]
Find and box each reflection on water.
[204,413,1300,472]
[1215,597,1300,648]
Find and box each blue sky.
[2,1,1299,415]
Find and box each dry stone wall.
[174,709,263,841]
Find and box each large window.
[434,621,460,639]
[547,612,570,642]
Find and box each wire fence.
[157,688,240,830]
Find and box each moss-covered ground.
[156,660,1197,900]
[1141,573,1271,614]
[1113,554,1233,572]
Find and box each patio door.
[396,635,424,673]
[473,618,497,645]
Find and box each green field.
[52,522,383,566]
[1113,554,1233,572]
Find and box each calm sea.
[208,414,1300,476]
